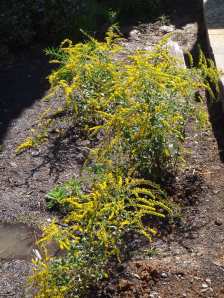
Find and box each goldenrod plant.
[29,29,215,297]
[187,48,220,99]
[32,172,171,297]
[198,48,220,99]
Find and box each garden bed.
[1,0,224,297]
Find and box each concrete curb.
[203,0,224,87]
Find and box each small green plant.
[16,137,34,153]
[144,247,159,257]
[158,14,170,25]
[188,48,220,100]
[46,178,82,211]
[0,144,4,153]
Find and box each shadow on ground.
[203,0,224,161]
[0,46,52,145]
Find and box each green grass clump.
[29,29,212,297]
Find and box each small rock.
[201,288,209,293]
[205,278,211,284]
[76,140,90,147]
[202,283,208,289]
[166,40,185,68]
[144,46,152,51]
[161,272,168,278]
[31,149,40,157]
[149,292,160,298]
[214,219,222,226]
[129,29,140,38]
[10,162,17,167]
[132,273,141,280]
[160,25,175,33]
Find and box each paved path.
[204,0,224,82]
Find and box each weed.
[32,172,170,297]
[16,137,34,153]
[144,247,159,257]
[46,178,82,211]
[158,14,170,26]
[29,29,213,297]
[23,31,207,178]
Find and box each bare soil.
[0,0,224,297]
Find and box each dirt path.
[0,1,224,297]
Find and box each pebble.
[149,292,160,298]
[201,287,213,293]
[10,162,17,167]
[129,29,140,38]
[194,276,202,281]
[161,272,168,278]
[76,140,90,147]
[31,149,40,157]
[202,283,208,288]
[160,25,175,33]
[144,46,152,51]
[132,273,141,280]
[166,40,185,68]
[214,219,222,226]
